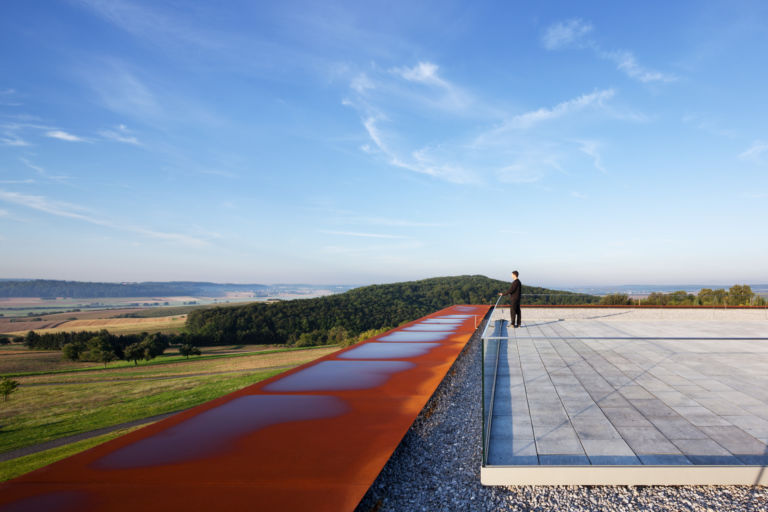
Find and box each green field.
[0,344,339,481]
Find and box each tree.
[326,326,350,346]
[599,294,632,305]
[728,284,754,306]
[23,331,40,349]
[179,344,201,358]
[0,376,19,401]
[124,343,144,366]
[62,342,85,361]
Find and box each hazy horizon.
[2,2,766,285]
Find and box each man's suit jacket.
[504,280,521,302]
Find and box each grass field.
[0,344,339,481]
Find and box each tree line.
[599,284,765,306]
[0,279,268,298]
[185,275,598,346]
[21,330,199,366]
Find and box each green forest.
[184,275,597,346]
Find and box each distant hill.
[0,280,269,298]
[186,275,598,345]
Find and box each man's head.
[512,270,519,279]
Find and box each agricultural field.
[0,344,339,481]
[2,315,188,337]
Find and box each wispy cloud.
[601,50,676,83]
[738,140,768,162]
[19,158,71,183]
[542,18,593,50]
[391,61,449,88]
[46,130,88,142]
[0,88,22,107]
[505,89,615,130]
[577,140,607,173]
[473,89,616,148]
[0,179,35,184]
[542,18,676,83]
[350,73,374,94]
[359,115,477,184]
[80,60,160,119]
[319,229,408,239]
[682,114,736,138]
[100,124,140,145]
[0,188,207,246]
[570,191,588,199]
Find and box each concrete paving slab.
[483,310,768,484]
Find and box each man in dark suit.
[499,270,522,327]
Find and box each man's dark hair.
[512,270,519,277]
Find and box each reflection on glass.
[264,360,414,391]
[378,331,452,342]
[94,395,348,469]
[338,342,440,359]
[403,323,460,331]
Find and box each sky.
[1,1,767,287]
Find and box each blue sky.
[1,1,767,287]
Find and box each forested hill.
[0,280,268,298]
[185,275,598,345]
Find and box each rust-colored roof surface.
[0,305,489,512]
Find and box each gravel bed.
[355,319,768,511]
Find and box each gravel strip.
[355,319,768,511]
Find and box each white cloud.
[0,134,29,146]
[508,89,615,130]
[46,130,87,142]
[474,89,616,147]
[602,50,677,83]
[570,191,588,199]
[577,140,607,173]
[359,116,476,183]
[100,124,140,145]
[19,158,71,183]
[320,230,408,239]
[739,140,768,162]
[351,73,374,93]
[542,19,676,83]
[0,188,206,246]
[542,18,593,50]
[392,62,448,88]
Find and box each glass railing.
[481,295,505,466]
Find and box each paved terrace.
[483,307,768,485]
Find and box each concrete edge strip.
[481,465,768,486]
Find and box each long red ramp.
[0,305,489,511]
